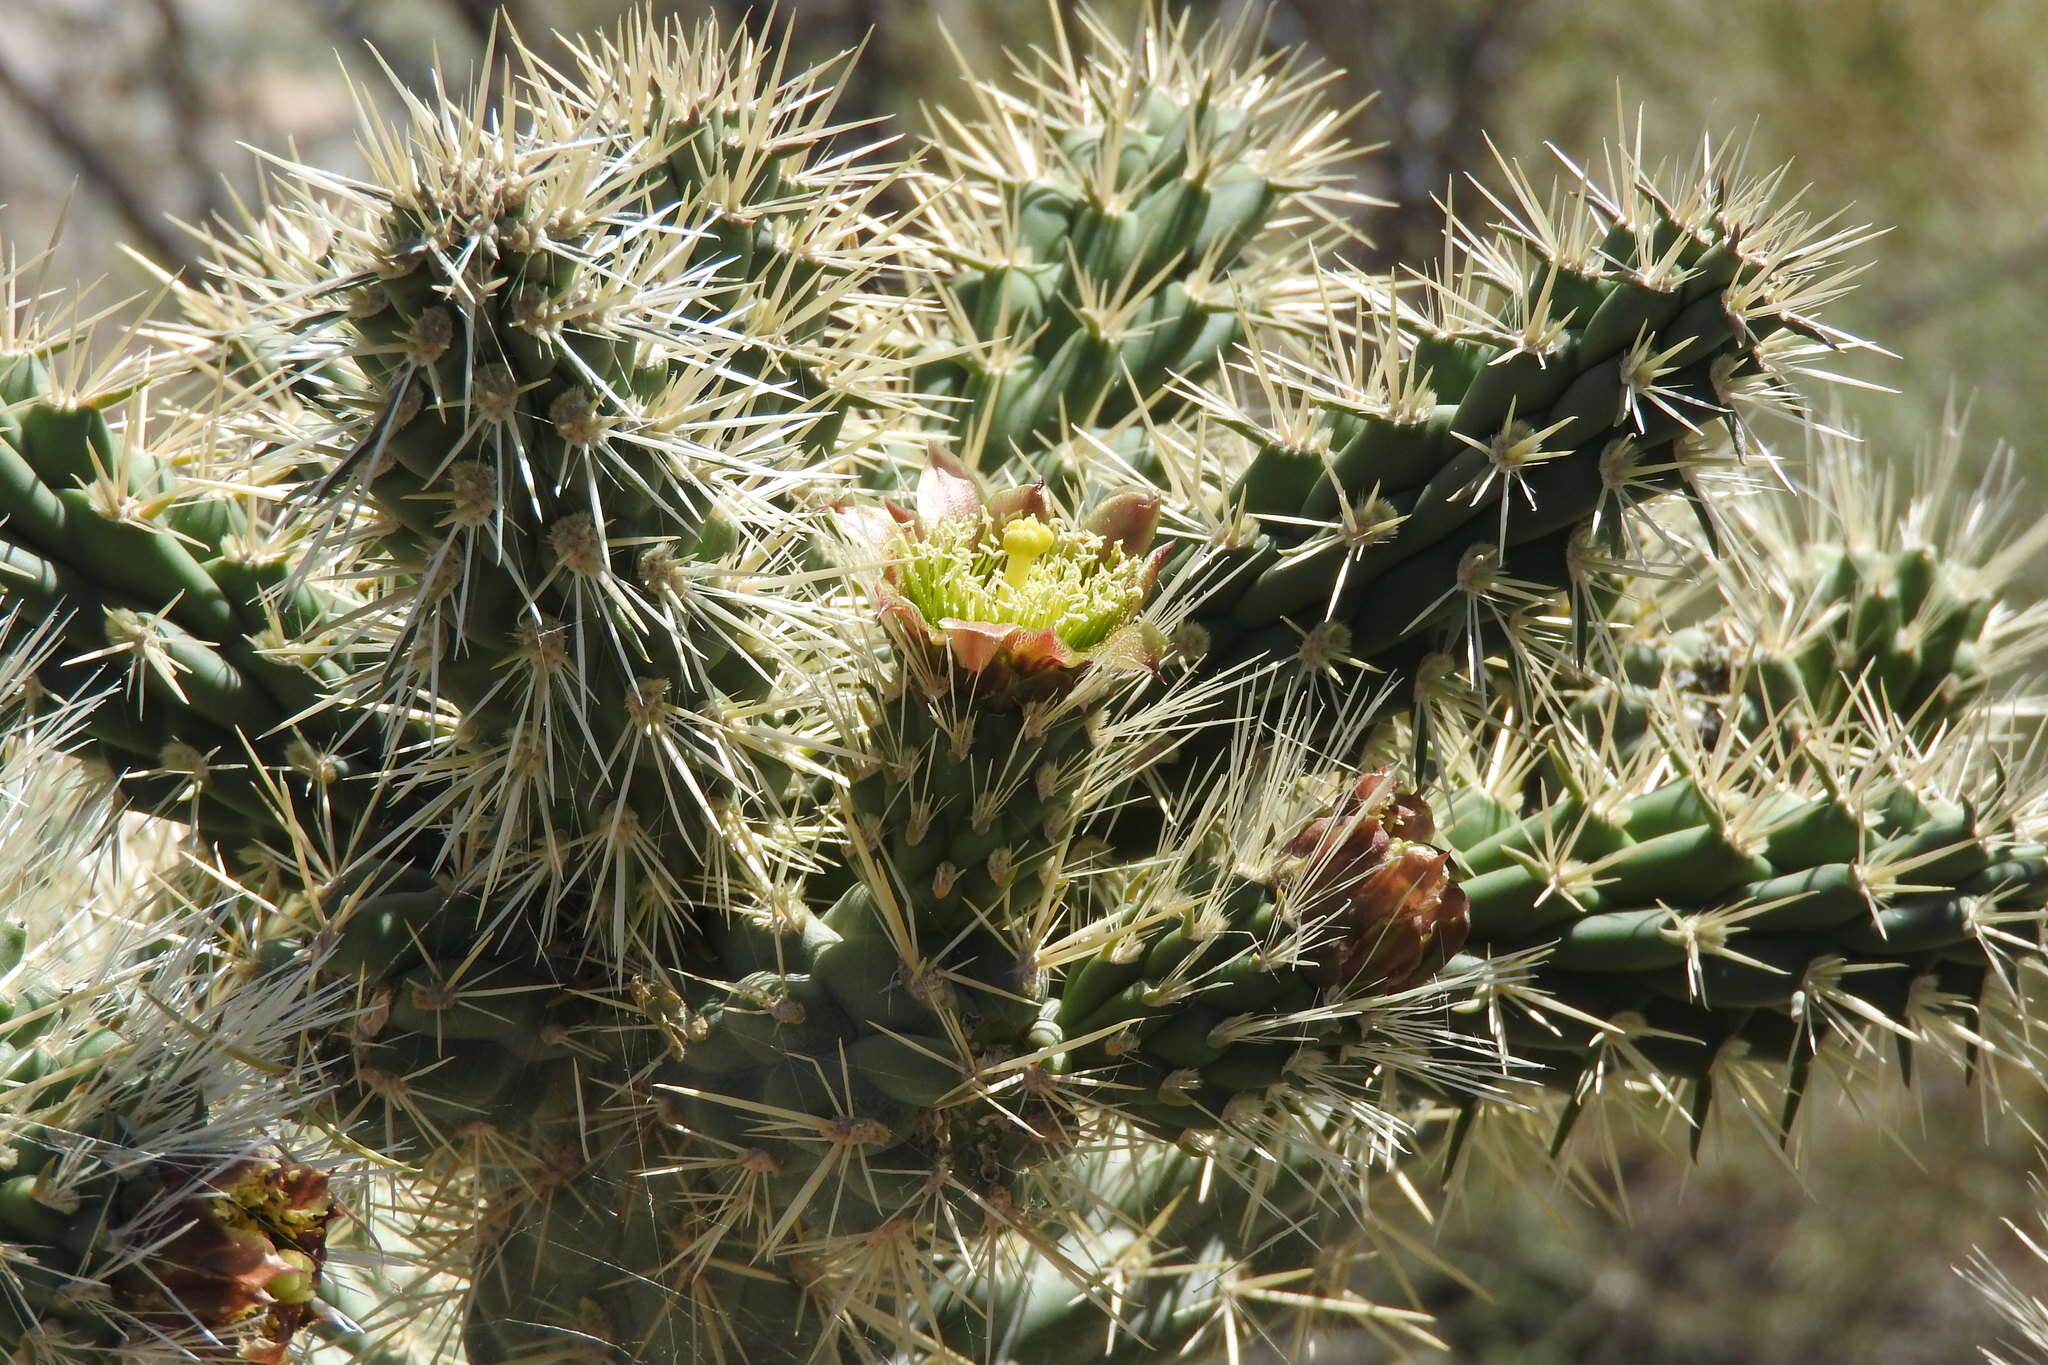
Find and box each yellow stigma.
[1002,519,1059,593]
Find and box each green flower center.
[896,513,1150,651]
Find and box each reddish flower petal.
[1337,846,1469,992]
[939,619,1020,672]
[1387,792,1436,843]
[1002,625,1079,671]
[878,584,935,640]
[1347,766,1400,812]
[917,446,984,527]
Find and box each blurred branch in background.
[0,0,1084,281]
[300,0,435,95]
[1272,0,1553,266]
[146,0,229,234]
[0,40,195,272]
[443,0,537,42]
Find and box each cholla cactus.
[0,7,2044,1363]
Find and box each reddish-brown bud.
[1281,768,1471,994]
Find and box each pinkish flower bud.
[986,479,1052,526]
[915,445,983,527]
[1083,490,1162,558]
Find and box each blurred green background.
[11,0,2048,459]
[5,0,2047,1358]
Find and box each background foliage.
[5,0,2047,1358]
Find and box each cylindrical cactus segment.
[463,1141,847,1365]
[1166,137,1877,700]
[314,887,612,1170]
[1565,423,2048,765]
[1436,659,2046,1146]
[829,450,1167,979]
[0,343,392,852]
[208,857,654,1192]
[1549,545,2005,768]
[911,5,1367,482]
[175,15,915,956]
[926,1139,1412,1365]
[664,881,1070,1240]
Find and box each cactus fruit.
[0,7,2044,1364]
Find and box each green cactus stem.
[0,347,405,856]
[0,9,2039,1365]
[1161,140,1875,711]
[909,6,1368,486]
[1435,642,2045,1148]
[167,14,916,960]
